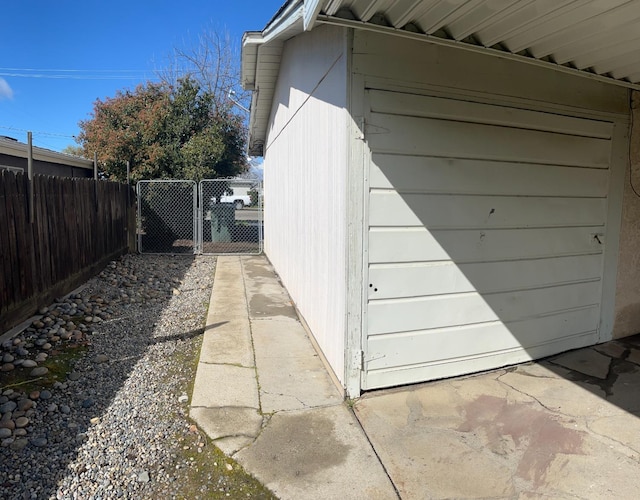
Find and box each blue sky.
[0,0,284,152]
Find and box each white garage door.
[363,89,615,390]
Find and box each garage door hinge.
[357,117,365,141]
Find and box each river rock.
[30,367,49,377]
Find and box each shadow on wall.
[363,90,623,392]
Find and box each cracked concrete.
[190,256,396,499]
[192,254,640,499]
[355,339,640,499]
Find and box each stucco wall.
[613,91,640,339]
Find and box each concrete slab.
[627,347,640,366]
[499,366,611,418]
[607,369,640,414]
[191,363,259,409]
[594,341,627,359]
[192,252,640,499]
[549,347,612,379]
[355,357,640,499]
[189,407,263,450]
[252,318,342,412]
[235,405,397,500]
[214,436,258,456]
[241,256,297,319]
[199,318,253,366]
[207,256,249,320]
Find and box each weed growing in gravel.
[0,344,87,394]
[175,430,275,500]
[152,295,275,499]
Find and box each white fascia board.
[304,0,326,31]
[262,1,305,43]
[241,32,263,90]
[0,140,92,169]
[243,1,306,155]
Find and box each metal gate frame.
[198,179,263,256]
[137,180,197,255]
[137,179,263,255]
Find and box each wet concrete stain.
[243,259,276,279]
[249,294,298,319]
[246,413,350,480]
[545,344,639,398]
[458,395,585,488]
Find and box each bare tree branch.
[155,26,250,116]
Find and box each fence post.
[27,131,34,223]
[93,152,98,212]
[126,160,130,206]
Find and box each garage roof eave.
[309,0,640,88]
[241,32,263,91]
[242,1,305,156]
[244,0,640,156]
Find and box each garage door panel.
[370,155,610,197]
[369,191,607,229]
[367,307,600,371]
[368,90,614,139]
[368,281,601,336]
[367,113,611,168]
[368,254,604,299]
[365,331,599,389]
[363,89,613,390]
[369,227,604,264]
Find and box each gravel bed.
[0,254,268,499]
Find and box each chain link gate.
[199,179,263,255]
[137,180,197,254]
[137,179,262,255]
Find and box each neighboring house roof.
[243,0,640,155]
[0,136,93,170]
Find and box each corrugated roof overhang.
[243,0,640,156]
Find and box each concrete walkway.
[193,255,640,499]
[190,256,397,499]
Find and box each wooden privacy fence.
[0,170,136,333]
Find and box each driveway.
[195,255,640,499]
[354,338,640,498]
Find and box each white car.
[219,194,251,210]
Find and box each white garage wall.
[263,25,349,384]
[352,31,630,390]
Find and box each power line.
[0,72,149,80]
[0,125,76,139]
[0,67,147,72]
[0,67,192,80]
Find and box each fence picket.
[0,171,135,332]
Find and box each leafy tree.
[76,77,247,183]
[61,144,85,157]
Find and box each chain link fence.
[200,179,263,255]
[137,179,262,255]
[137,180,197,254]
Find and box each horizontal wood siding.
[263,25,348,383]
[0,171,135,332]
[363,89,616,389]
